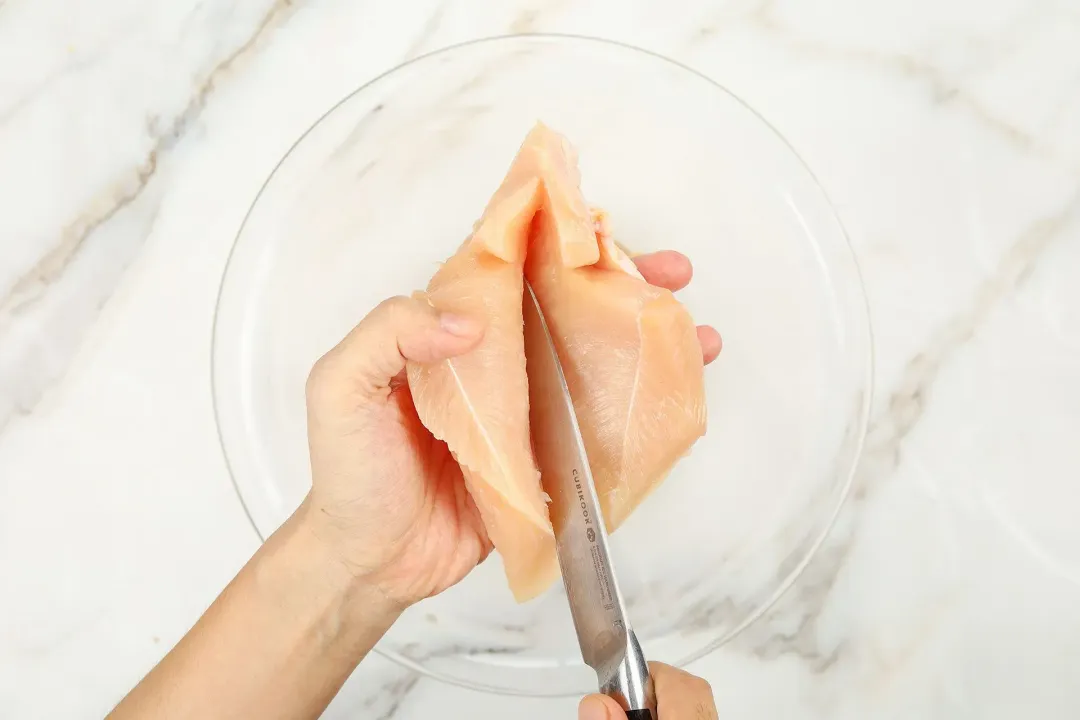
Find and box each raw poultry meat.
[406,124,706,601]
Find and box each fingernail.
[439,313,483,337]
[578,695,613,720]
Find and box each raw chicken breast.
[405,171,559,603]
[407,123,707,601]
[521,125,707,532]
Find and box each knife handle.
[624,710,654,720]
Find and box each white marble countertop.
[2,0,1080,717]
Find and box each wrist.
[268,504,404,652]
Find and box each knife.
[523,283,657,719]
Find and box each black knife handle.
[625,710,654,720]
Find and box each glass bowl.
[212,34,872,696]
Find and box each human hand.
[300,251,721,609]
[578,662,718,720]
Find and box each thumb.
[309,295,484,404]
[578,694,627,720]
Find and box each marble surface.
[2,0,1079,717]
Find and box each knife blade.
[523,283,656,718]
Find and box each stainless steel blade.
[523,283,655,715]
